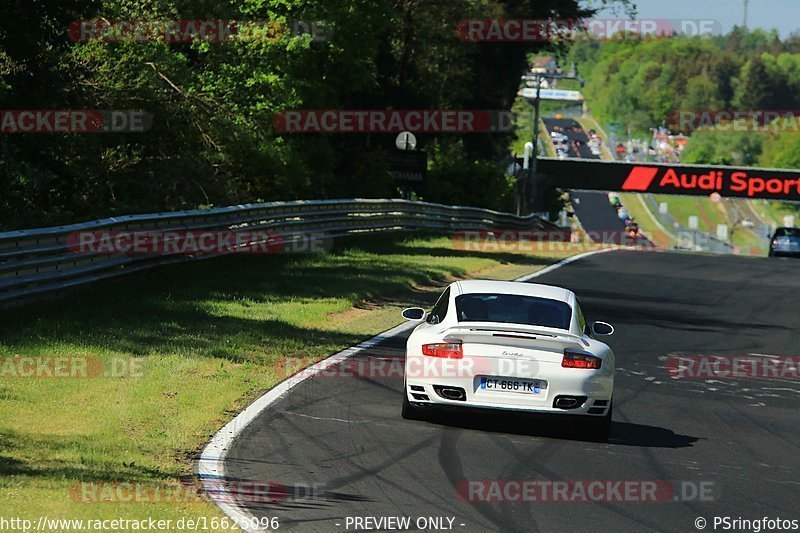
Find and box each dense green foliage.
[573,28,800,138]
[571,29,800,177]
[0,0,630,230]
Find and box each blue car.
[769,227,800,257]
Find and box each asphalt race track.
[225,251,800,532]
[541,117,650,246]
[568,191,634,242]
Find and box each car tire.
[402,393,428,421]
[584,401,612,441]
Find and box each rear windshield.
[775,228,799,237]
[455,293,572,330]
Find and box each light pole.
[520,67,584,213]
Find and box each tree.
[732,57,774,110]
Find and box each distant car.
[769,227,800,257]
[401,280,616,440]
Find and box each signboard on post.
[388,150,427,182]
[389,130,426,182]
[518,88,584,102]
[395,131,417,151]
[537,157,800,202]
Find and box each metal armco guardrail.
[0,199,553,308]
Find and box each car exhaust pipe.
[433,386,466,401]
[555,397,578,408]
[553,395,587,409]
[441,388,465,400]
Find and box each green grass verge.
[654,196,769,254]
[654,195,726,235]
[0,233,595,529]
[752,200,799,228]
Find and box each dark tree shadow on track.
[413,408,700,449]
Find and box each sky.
[592,0,799,37]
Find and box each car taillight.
[562,350,601,369]
[422,342,463,359]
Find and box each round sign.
[395,131,417,151]
[709,192,722,203]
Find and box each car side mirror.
[402,307,426,321]
[591,321,614,336]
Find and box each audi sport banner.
[537,157,800,202]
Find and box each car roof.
[454,280,573,304]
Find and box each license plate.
[480,377,543,394]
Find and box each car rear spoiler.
[441,322,589,349]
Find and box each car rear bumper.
[404,356,613,416]
[770,249,800,257]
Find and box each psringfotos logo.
[0,110,152,133]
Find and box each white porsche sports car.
[401,280,615,440]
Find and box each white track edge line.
[197,246,617,532]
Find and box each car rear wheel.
[584,401,612,441]
[401,393,428,421]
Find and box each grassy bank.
[0,233,596,530]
